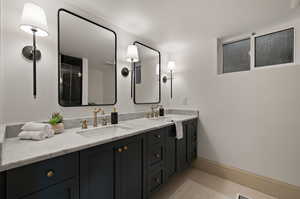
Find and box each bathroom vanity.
[0,8,200,199]
[0,115,198,199]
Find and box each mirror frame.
[57,9,117,107]
[133,41,161,105]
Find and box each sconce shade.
[20,3,48,37]
[126,45,139,62]
[168,61,175,71]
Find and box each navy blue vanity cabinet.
[115,135,145,199]
[164,125,176,182]
[145,127,166,197]
[0,173,5,199]
[2,118,198,199]
[80,144,115,199]
[6,153,79,199]
[80,135,145,199]
[18,178,78,199]
[187,119,198,162]
[176,123,189,172]
[176,119,198,172]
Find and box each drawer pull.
[155,153,160,158]
[155,178,160,183]
[118,148,123,153]
[47,170,55,178]
[155,135,161,138]
[123,146,128,151]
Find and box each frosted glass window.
[223,39,251,73]
[255,28,294,67]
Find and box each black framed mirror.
[133,41,161,104]
[58,9,117,107]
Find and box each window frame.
[218,26,296,75]
[222,38,251,74]
[253,27,296,70]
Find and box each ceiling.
[69,0,300,53]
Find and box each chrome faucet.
[93,108,101,127]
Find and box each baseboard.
[193,157,300,199]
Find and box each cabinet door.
[187,119,198,162]
[80,144,114,199]
[176,123,189,172]
[0,173,5,199]
[115,136,144,199]
[21,178,78,199]
[164,126,176,181]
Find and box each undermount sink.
[77,125,133,138]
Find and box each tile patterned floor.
[152,169,277,199]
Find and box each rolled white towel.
[21,122,55,140]
[173,120,184,139]
[18,131,48,141]
[22,122,51,132]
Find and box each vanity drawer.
[147,129,165,146]
[148,167,163,194]
[7,153,79,199]
[148,144,163,166]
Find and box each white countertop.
[0,114,197,172]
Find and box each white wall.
[167,19,300,186]
[1,0,168,124]
[0,0,4,124]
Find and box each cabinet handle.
[155,153,160,158]
[155,178,160,183]
[156,135,161,138]
[47,170,55,178]
[118,148,123,153]
[123,146,128,151]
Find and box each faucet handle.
[93,108,101,113]
[81,120,88,129]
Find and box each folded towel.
[19,122,55,141]
[22,122,51,132]
[173,120,184,139]
[18,131,48,141]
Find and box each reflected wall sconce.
[162,61,175,99]
[20,3,48,99]
[121,45,139,98]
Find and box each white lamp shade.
[20,3,48,37]
[168,61,175,71]
[126,45,139,62]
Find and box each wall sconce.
[121,45,139,98]
[20,3,48,99]
[162,61,175,99]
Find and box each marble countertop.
[0,114,197,172]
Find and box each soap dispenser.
[111,107,118,125]
[159,105,165,116]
